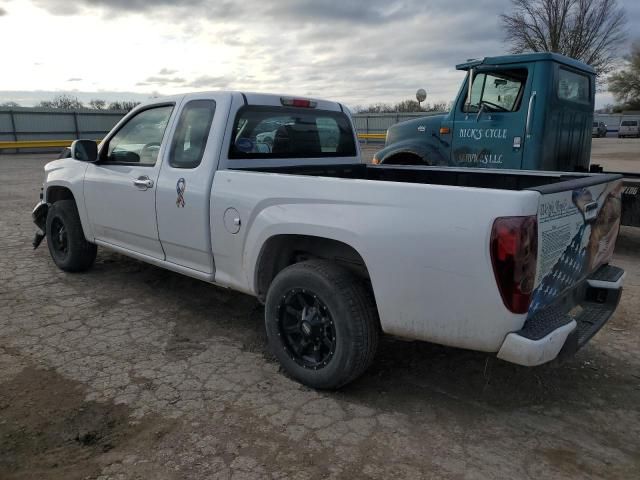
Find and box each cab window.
[557,68,590,104]
[169,100,216,169]
[104,105,173,165]
[463,69,527,113]
[229,106,356,159]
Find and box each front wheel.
[45,200,97,272]
[265,260,379,389]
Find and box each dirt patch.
[0,367,159,480]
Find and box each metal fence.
[1,107,639,152]
[0,107,126,152]
[351,112,444,136]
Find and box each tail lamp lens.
[280,97,317,108]
[490,216,538,314]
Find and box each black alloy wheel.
[49,217,69,260]
[277,288,336,369]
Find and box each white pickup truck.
[33,92,625,389]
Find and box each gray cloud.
[141,76,186,86]
[184,75,232,89]
[67,77,82,82]
[0,7,6,16]
[34,0,242,18]
[24,0,640,109]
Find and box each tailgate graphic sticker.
[529,181,622,316]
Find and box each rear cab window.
[229,106,357,159]
[557,68,590,104]
[621,120,638,126]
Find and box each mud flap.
[32,202,49,249]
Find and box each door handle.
[525,91,536,138]
[133,176,154,189]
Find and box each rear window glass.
[557,68,590,104]
[229,106,356,159]
[621,120,638,126]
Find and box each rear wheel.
[46,200,97,272]
[265,260,379,389]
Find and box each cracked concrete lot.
[1,154,639,479]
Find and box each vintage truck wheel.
[46,200,97,272]
[265,260,379,389]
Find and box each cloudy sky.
[0,0,638,109]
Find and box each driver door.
[451,66,532,169]
[83,103,177,259]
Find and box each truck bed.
[239,163,623,193]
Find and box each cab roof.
[456,52,595,74]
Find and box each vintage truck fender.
[373,115,450,165]
[42,159,94,241]
[372,139,447,165]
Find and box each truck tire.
[45,200,97,272]
[265,260,379,389]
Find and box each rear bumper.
[497,265,624,366]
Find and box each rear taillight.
[490,216,538,314]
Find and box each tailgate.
[529,174,624,315]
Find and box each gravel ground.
[0,154,639,480]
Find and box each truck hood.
[385,114,446,146]
[44,158,78,173]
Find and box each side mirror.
[70,139,98,162]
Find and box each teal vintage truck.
[372,52,640,226]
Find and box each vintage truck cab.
[374,52,640,227]
[374,53,594,172]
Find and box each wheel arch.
[373,140,447,165]
[44,181,94,241]
[46,185,75,204]
[254,234,374,303]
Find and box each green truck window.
[557,68,590,104]
[463,69,527,113]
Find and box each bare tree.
[608,41,640,110]
[501,0,628,77]
[0,101,20,108]
[356,100,449,114]
[107,101,141,112]
[37,94,84,109]
[88,99,107,110]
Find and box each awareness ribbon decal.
[176,178,186,208]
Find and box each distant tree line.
[608,41,640,112]
[355,100,449,114]
[0,94,140,111]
